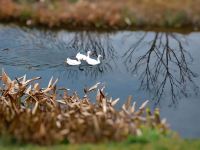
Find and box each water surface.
[0,24,200,138]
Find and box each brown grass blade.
[1,69,12,86]
[111,98,120,106]
[32,101,39,115]
[88,82,101,92]
[139,100,149,110]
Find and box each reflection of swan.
[76,51,91,61]
[65,58,81,66]
[86,54,102,65]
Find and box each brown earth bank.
[0,0,200,30]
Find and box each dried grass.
[0,70,168,145]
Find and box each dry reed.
[0,70,168,145]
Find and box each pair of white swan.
[65,51,102,66]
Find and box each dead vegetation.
[0,70,169,145]
[0,0,200,29]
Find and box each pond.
[0,24,200,138]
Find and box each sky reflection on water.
[0,24,200,138]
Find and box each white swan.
[76,51,91,61]
[65,58,81,66]
[86,54,102,65]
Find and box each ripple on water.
[0,24,200,138]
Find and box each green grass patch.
[1,137,200,150]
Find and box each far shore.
[0,0,200,30]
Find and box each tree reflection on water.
[0,25,199,106]
[123,32,199,105]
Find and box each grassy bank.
[1,137,200,150]
[0,128,198,150]
[0,0,200,30]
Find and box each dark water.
[0,24,200,138]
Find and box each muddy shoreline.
[0,22,198,34]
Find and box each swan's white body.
[76,51,91,61]
[65,58,81,65]
[86,54,102,65]
[76,52,87,61]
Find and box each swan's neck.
[97,56,101,62]
[87,52,91,58]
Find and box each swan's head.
[87,51,92,55]
[98,55,102,58]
